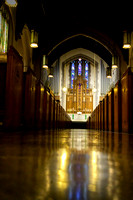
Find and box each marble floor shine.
[0,129,133,200]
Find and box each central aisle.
[0,129,133,200]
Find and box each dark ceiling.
[15,0,133,65]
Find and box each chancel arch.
[42,32,127,121]
[47,48,119,121]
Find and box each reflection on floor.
[0,129,133,200]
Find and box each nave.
[0,129,133,200]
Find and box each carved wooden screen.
[66,76,93,114]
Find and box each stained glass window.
[78,59,82,76]
[0,11,9,53]
[71,62,75,88]
[85,61,89,88]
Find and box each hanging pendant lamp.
[42,55,48,69]
[48,73,54,78]
[123,31,131,49]
[30,30,38,48]
[106,67,112,78]
[112,55,118,69]
[48,67,54,78]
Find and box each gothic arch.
[47,31,127,78]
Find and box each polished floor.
[0,129,133,200]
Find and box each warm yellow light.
[92,88,97,93]
[41,87,44,92]
[63,87,67,92]
[92,151,97,164]
[112,55,118,69]
[123,44,131,49]
[48,67,54,78]
[123,31,131,49]
[30,30,38,48]
[112,64,118,69]
[106,67,112,78]
[91,151,98,184]
[5,0,17,7]
[107,75,112,78]
[48,74,53,78]
[42,65,48,69]
[61,150,67,170]
[30,43,38,48]
[42,55,48,69]
[61,152,67,163]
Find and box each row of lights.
[106,31,131,78]
[29,29,116,80]
[4,0,131,51]
[30,30,53,78]
[42,55,54,78]
[5,0,131,80]
[30,30,132,79]
[30,29,122,79]
[106,55,119,78]
[4,1,131,79]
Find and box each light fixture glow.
[5,0,17,7]
[92,88,97,93]
[63,87,67,92]
[48,74,53,78]
[106,75,112,78]
[30,30,38,48]
[48,67,54,78]
[112,55,118,69]
[42,55,48,69]
[106,67,112,78]
[123,31,131,49]
[30,43,38,48]
[42,65,48,69]
[112,65,118,69]
[123,44,131,49]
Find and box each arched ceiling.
[12,0,133,65]
[47,34,112,66]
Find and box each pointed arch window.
[71,62,75,88]
[85,61,89,88]
[78,59,82,75]
[0,11,9,53]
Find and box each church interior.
[0,0,133,199]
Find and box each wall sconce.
[48,67,54,78]
[42,55,48,69]
[123,31,131,49]
[5,0,17,7]
[112,55,118,69]
[30,30,38,48]
[106,67,112,78]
